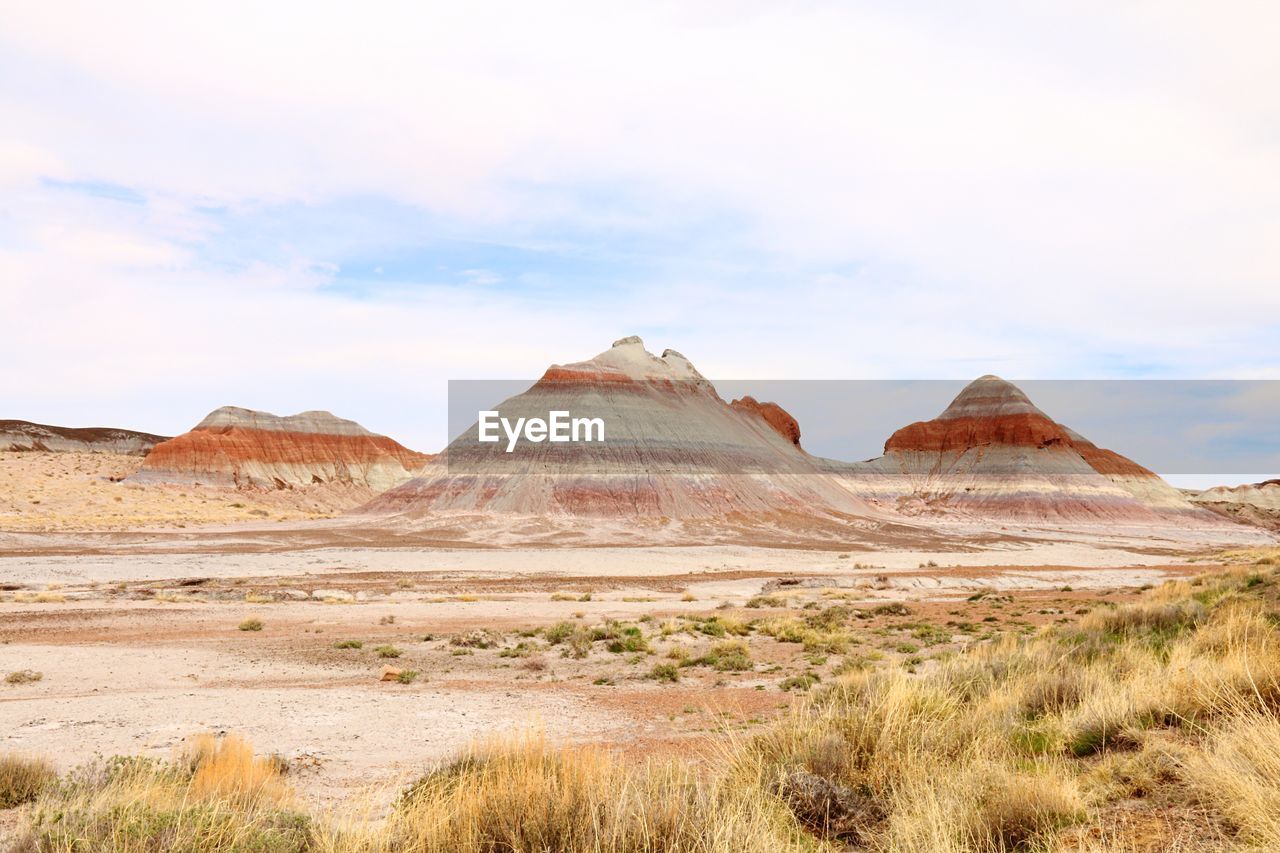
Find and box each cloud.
[0,1,1278,450]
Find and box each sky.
[1,1,1277,475]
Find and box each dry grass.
[729,559,1280,851]
[0,754,56,808]
[12,556,1280,851]
[18,734,310,851]
[12,592,67,604]
[5,669,43,686]
[373,732,819,852]
[1182,709,1280,847]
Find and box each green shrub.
[650,663,680,683]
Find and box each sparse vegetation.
[451,630,501,649]
[13,591,67,604]
[375,644,402,659]
[5,669,43,685]
[17,734,311,850]
[692,639,753,671]
[12,554,1280,851]
[650,663,681,682]
[779,672,821,692]
[238,618,264,631]
[333,639,363,650]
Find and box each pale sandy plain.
[0,450,1268,815]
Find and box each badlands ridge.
[0,337,1271,547]
[133,406,432,493]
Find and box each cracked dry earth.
[0,542,1206,811]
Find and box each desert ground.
[1,540,1198,804]
[0,451,361,532]
[2,450,1278,851]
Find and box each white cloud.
[0,0,1278,448]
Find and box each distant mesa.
[1187,480,1280,532]
[845,375,1218,523]
[0,419,168,456]
[131,406,432,492]
[361,336,875,523]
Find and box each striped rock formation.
[0,420,168,456]
[132,407,431,492]
[729,396,802,447]
[844,376,1216,522]
[1188,480,1280,531]
[363,337,877,522]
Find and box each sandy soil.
[1,545,1202,808]
[0,539,1197,589]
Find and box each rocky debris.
[311,589,354,602]
[772,769,882,841]
[131,407,431,492]
[378,666,403,682]
[0,419,168,456]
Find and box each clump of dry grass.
[12,592,66,604]
[1182,707,1280,847]
[5,669,43,685]
[19,734,310,851]
[0,753,56,808]
[377,732,817,852]
[758,615,851,654]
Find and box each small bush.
[700,640,753,672]
[695,616,750,638]
[333,639,363,649]
[780,672,820,692]
[238,618,264,632]
[604,625,649,654]
[375,645,402,659]
[650,663,680,683]
[542,621,577,644]
[451,630,501,649]
[5,669,43,685]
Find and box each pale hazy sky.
[2,2,1277,464]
